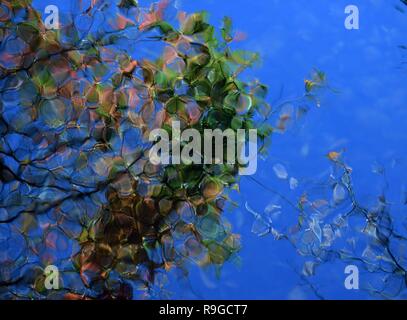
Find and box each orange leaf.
[327,151,340,161]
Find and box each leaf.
[118,0,138,8]
[166,96,185,114]
[221,16,233,43]
[302,261,317,276]
[181,12,209,35]
[150,21,176,35]
[229,116,241,130]
[17,22,40,47]
[251,215,271,237]
[309,217,322,243]
[96,106,110,119]
[224,91,253,114]
[230,50,259,67]
[333,183,346,204]
[273,163,288,180]
[327,151,340,161]
[246,202,272,236]
[304,79,315,93]
[289,177,298,190]
[313,69,326,83]
[202,177,223,200]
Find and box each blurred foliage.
[0,0,273,299]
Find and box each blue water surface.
[29,0,407,299]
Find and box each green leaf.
[181,12,209,35]
[118,0,138,8]
[231,116,243,129]
[150,21,176,35]
[166,96,186,114]
[96,106,110,119]
[221,16,233,43]
[17,22,40,47]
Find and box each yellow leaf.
[327,151,340,161]
[304,79,315,92]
